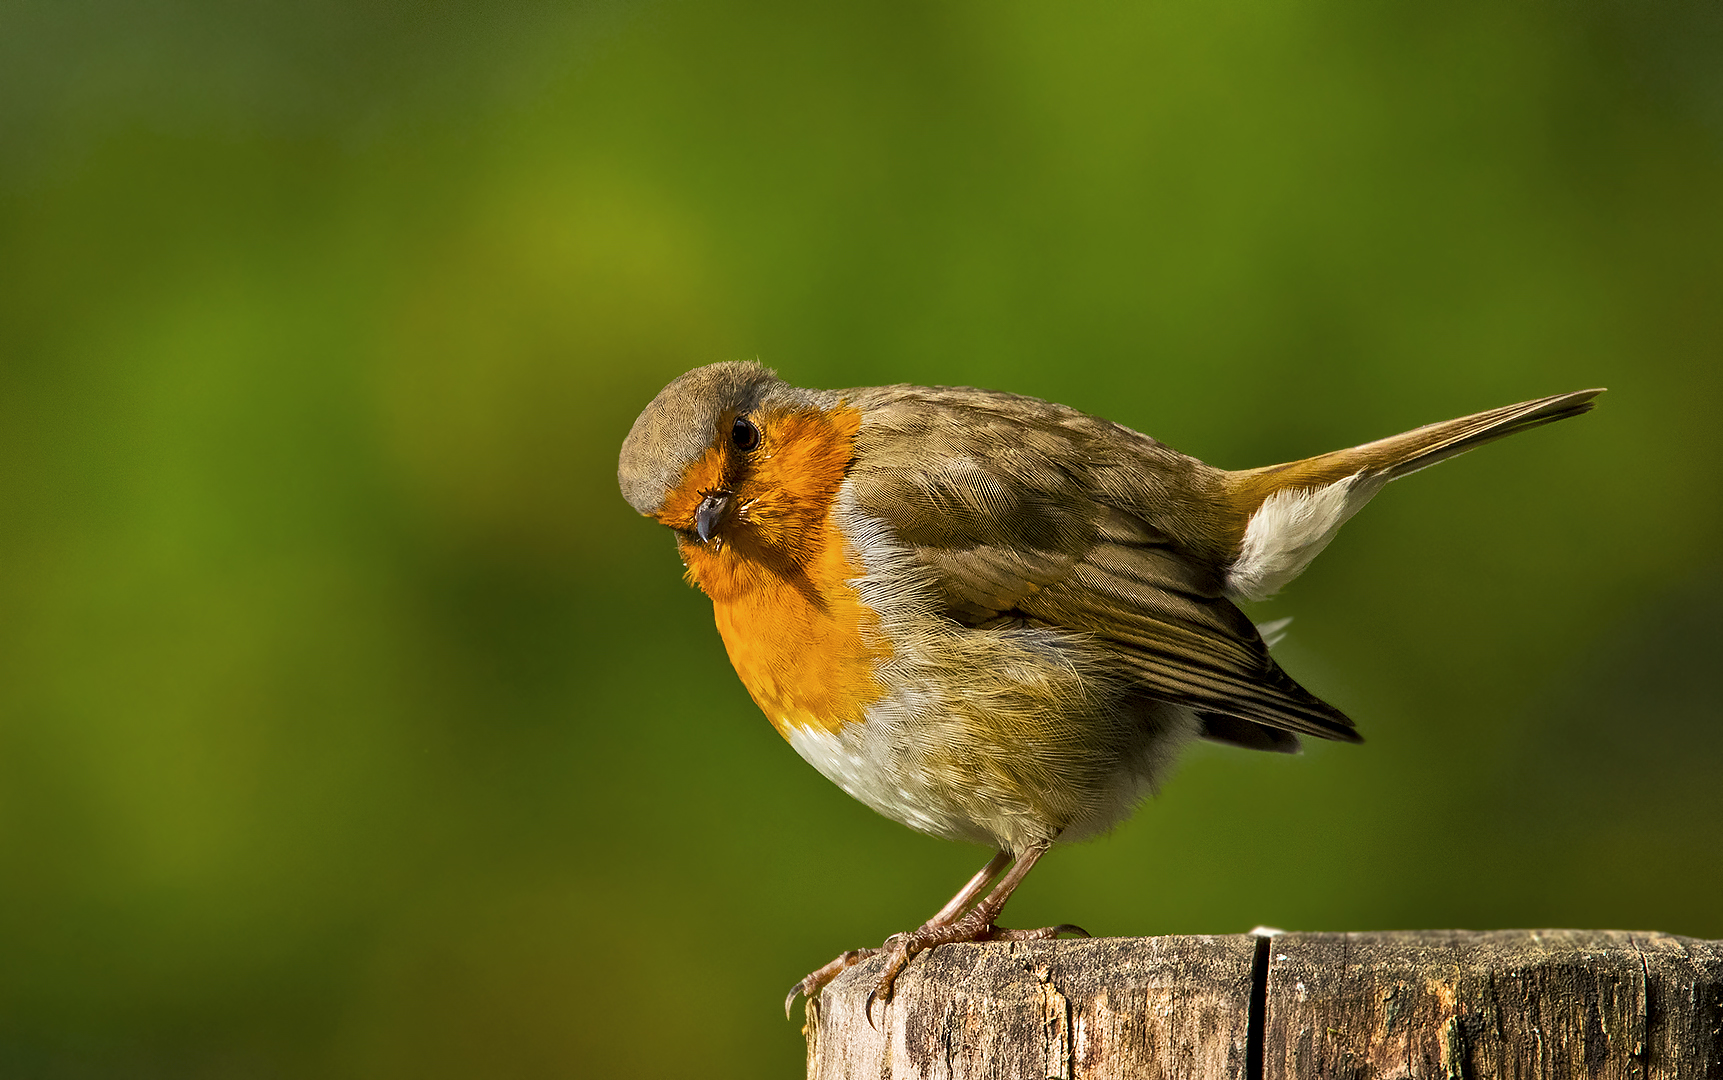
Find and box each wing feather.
[846,392,1361,744]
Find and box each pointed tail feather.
[1222,388,1603,601]
[1352,387,1605,483]
[1233,388,1605,500]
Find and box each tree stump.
[803,930,1723,1079]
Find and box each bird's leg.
[864,841,1087,1010]
[923,848,1015,926]
[784,850,1012,1017]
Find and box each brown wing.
[846,387,1361,746]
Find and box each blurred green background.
[3,0,1722,1076]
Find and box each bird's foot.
[784,947,879,1018]
[785,919,1088,1020]
[979,922,1090,943]
[859,915,1089,1017]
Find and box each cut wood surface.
[803,930,1723,1080]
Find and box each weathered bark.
[804,930,1723,1080]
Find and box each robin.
[617,362,1601,1016]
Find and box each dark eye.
[730,415,760,452]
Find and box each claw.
[784,946,880,1020]
[868,939,915,1011]
[782,845,1084,1024]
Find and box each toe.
[983,923,1090,941]
[784,947,879,1019]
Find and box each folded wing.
[845,388,1361,747]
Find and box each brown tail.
[1220,388,1604,601]
[1230,388,1605,509]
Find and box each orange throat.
[673,407,889,739]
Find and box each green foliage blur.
[3,0,1721,1075]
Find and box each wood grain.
[805,930,1723,1080]
[805,935,1257,1080]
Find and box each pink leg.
[864,842,1086,1011]
[784,849,1012,1017]
[926,849,1013,926]
[785,845,1088,1019]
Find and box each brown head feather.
[617,361,781,517]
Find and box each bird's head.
[619,362,858,571]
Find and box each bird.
[617,362,1601,1016]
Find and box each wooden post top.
[804,929,1723,1079]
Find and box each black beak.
[694,491,733,543]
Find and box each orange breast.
[706,520,888,738]
[676,406,890,738]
